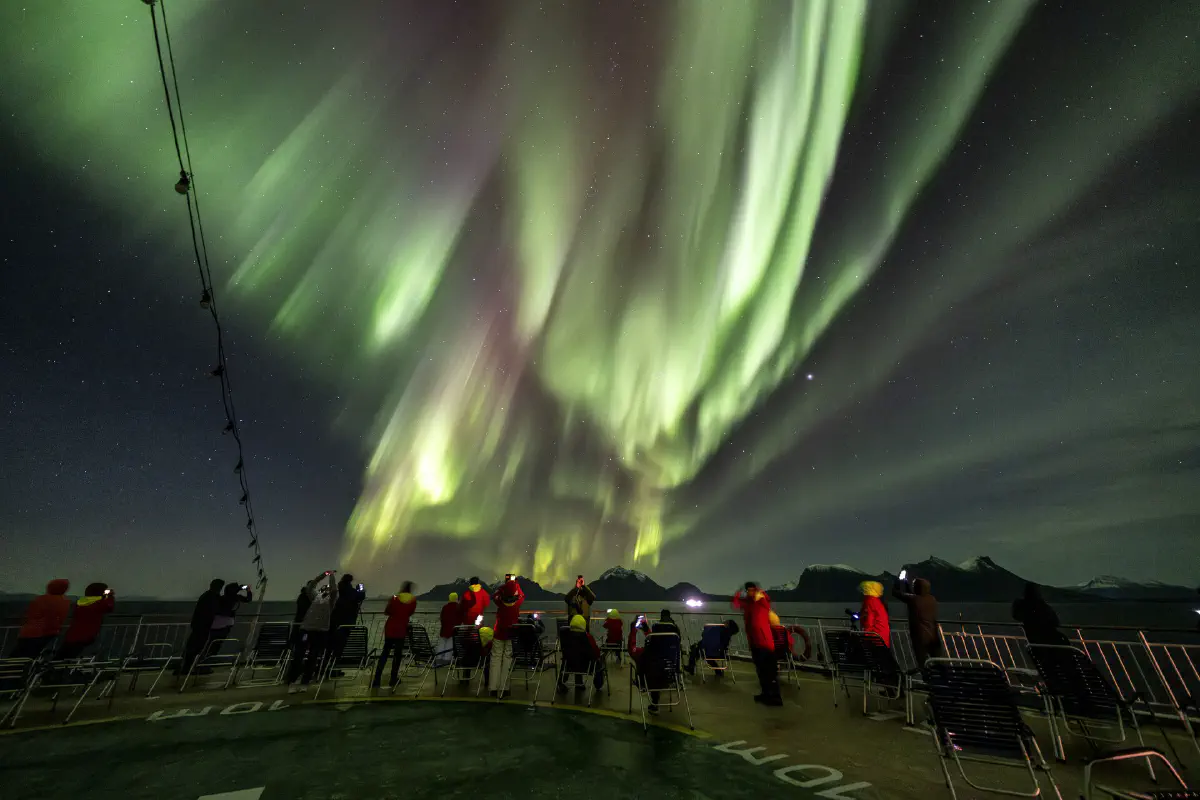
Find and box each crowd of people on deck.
[7,567,1082,711]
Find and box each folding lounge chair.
[697,623,735,683]
[397,624,439,697]
[823,628,870,709]
[315,625,372,699]
[923,657,1063,800]
[629,632,693,731]
[859,631,905,716]
[1028,643,1182,778]
[772,625,799,687]
[121,642,179,696]
[1082,748,1196,799]
[179,637,242,693]
[237,622,293,686]
[504,624,555,704]
[552,628,605,707]
[441,625,486,696]
[20,658,120,725]
[0,657,38,728]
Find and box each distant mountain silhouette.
[410,558,1192,605]
[589,566,668,601]
[1075,575,1197,601]
[414,576,562,603]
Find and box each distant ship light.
[685,598,704,608]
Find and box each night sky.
[2,1,1197,598]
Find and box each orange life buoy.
[786,624,812,662]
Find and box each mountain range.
[411,557,1195,605]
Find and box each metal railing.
[2,610,1196,732]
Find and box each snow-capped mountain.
[768,580,798,593]
[807,564,863,573]
[597,566,652,582]
[591,566,667,601]
[1075,576,1194,600]
[416,575,563,602]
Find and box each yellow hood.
[768,611,781,627]
[569,615,587,632]
[396,593,414,603]
[859,581,883,598]
[77,595,106,607]
[479,627,494,647]
[448,592,459,603]
[469,583,482,593]
[606,609,620,619]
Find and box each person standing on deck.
[732,582,783,706]
[858,581,891,647]
[459,577,490,625]
[892,573,942,665]
[292,585,312,646]
[488,575,524,696]
[288,572,338,693]
[565,575,596,629]
[57,583,116,659]
[436,592,461,666]
[177,578,223,675]
[374,582,417,689]
[10,579,71,659]
[1011,582,1068,645]
[328,573,365,676]
[209,582,252,656]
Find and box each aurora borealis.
[2,1,1198,595]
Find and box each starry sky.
[1,1,1197,598]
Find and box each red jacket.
[860,595,891,646]
[19,579,71,639]
[459,586,490,625]
[439,601,462,639]
[733,589,774,650]
[491,583,525,640]
[602,617,623,645]
[384,593,417,639]
[64,593,116,643]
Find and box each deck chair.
[0,658,38,728]
[552,628,605,707]
[629,632,693,731]
[396,624,439,697]
[118,640,179,696]
[179,636,241,692]
[697,623,735,683]
[923,657,1062,800]
[1082,748,1196,799]
[315,625,371,699]
[772,626,799,687]
[1027,643,1180,778]
[237,622,293,686]
[504,624,555,704]
[20,659,120,725]
[824,628,870,708]
[859,631,905,716]
[441,625,486,696]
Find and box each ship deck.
[3,658,1196,799]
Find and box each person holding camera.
[565,575,596,630]
[209,582,253,657]
[489,574,525,696]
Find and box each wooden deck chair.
[1028,643,1181,780]
[923,657,1062,800]
[1082,748,1195,799]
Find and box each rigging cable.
[142,0,268,594]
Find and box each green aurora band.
[3,1,1196,586]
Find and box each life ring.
[785,624,812,662]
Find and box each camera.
[898,569,907,581]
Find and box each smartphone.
[358,583,364,591]
[241,584,249,591]
[104,589,112,595]
[505,574,514,582]
[475,614,484,626]
[532,613,539,619]
[898,569,907,581]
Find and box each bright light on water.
[685,598,704,608]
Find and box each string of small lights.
[142,0,268,593]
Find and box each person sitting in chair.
[556,615,605,693]
[686,619,739,676]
